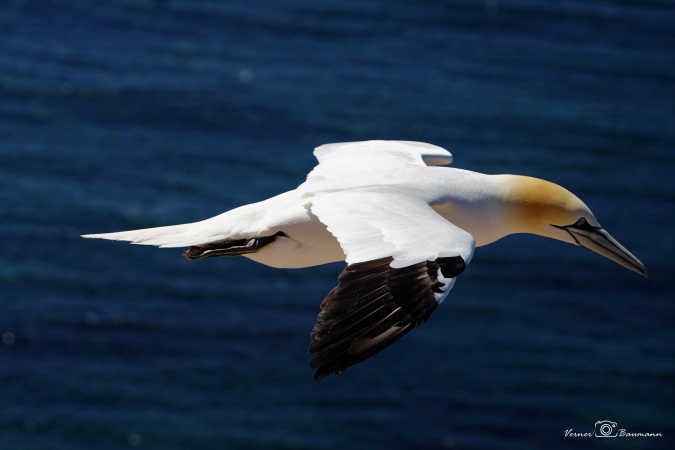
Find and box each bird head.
[502,175,647,277]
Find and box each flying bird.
[82,141,646,380]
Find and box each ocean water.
[1,1,674,449]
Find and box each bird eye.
[572,217,599,231]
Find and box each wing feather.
[309,256,466,380]
[313,140,453,167]
[306,189,474,379]
[309,190,474,266]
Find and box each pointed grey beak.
[556,221,647,277]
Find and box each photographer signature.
[564,420,662,438]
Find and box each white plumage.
[83,140,646,380]
[83,140,476,268]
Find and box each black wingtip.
[308,256,465,380]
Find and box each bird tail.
[82,219,282,261]
[81,222,198,248]
[81,200,270,248]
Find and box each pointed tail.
[81,221,203,248]
[83,195,283,248]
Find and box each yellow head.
[501,175,646,276]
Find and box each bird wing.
[301,140,454,199]
[308,189,475,380]
[313,140,454,168]
[304,140,452,189]
[83,141,452,248]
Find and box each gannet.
[83,140,647,380]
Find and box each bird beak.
[555,223,648,277]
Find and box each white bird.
[83,140,647,380]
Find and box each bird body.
[223,167,492,269]
[83,140,646,380]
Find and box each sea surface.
[1,1,674,449]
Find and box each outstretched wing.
[302,141,453,192]
[313,140,453,168]
[308,190,475,380]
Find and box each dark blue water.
[2,1,674,449]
